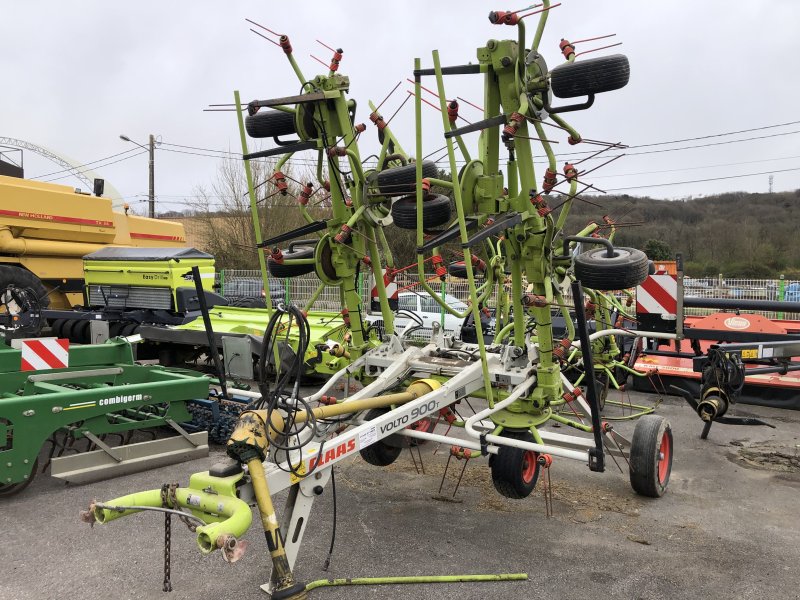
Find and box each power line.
[160,141,241,157]
[591,153,800,180]
[603,166,800,192]
[43,150,148,183]
[159,147,234,159]
[627,119,800,149]
[31,147,141,179]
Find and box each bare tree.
[187,157,329,269]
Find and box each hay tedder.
[85,4,677,597]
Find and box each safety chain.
[160,483,174,592]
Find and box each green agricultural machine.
[88,5,675,598]
[0,338,210,496]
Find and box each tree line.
[171,158,800,278]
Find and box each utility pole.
[120,133,157,217]
[148,134,155,218]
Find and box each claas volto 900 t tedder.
[85,4,677,598]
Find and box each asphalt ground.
[3,390,800,600]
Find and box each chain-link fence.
[219,270,800,322]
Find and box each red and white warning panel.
[20,338,70,371]
[636,274,678,317]
[371,268,399,310]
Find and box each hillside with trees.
[175,158,799,278]
[559,190,800,278]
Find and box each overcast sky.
[2,0,799,214]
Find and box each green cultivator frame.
[88,4,677,598]
[0,338,210,495]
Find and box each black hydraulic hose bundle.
[254,303,327,477]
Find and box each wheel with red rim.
[489,430,540,499]
[629,415,673,497]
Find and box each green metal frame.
[0,339,209,488]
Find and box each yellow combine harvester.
[0,173,186,311]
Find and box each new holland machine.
[83,4,680,598]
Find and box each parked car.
[365,292,467,339]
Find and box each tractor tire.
[550,54,630,99]
[229,296,267,308]
[72,320,90,343]
[50,319,67,338]
[629,415,673,498]
[61,320,78,341]
[489,430,540,499]
[245,110,297,139]
[574,246,648,291]
[375,160,438,196]
[267,244,317,278]
[359,408,402,467]
[0,266,50,335]
[391,194,451,230]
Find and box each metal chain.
[168,483,197,533]
[161,483,174,593]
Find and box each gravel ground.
[3,390,800,600]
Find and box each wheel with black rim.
[359,408,402,467]
[375,160,438,196]
[245,109,297,138]
[629,415,673,498]
[391,194,451,229]
[268,244,317,278]
[550,54,630,98]
[489,430,540,499]
[574,246,649,291]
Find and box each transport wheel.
[0,458,38,497]
[629,415,673,498]
[375,160,438,196]
[0,266,50,308]
[490,430,540,499]
[268,244,316,278]
[391,194,451,229]
[574,246,649,290]
[550,54,630,98]
[109,321,124,338]
[245,109,297,138]
[359,408,402,467]
[50,318,67,338]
